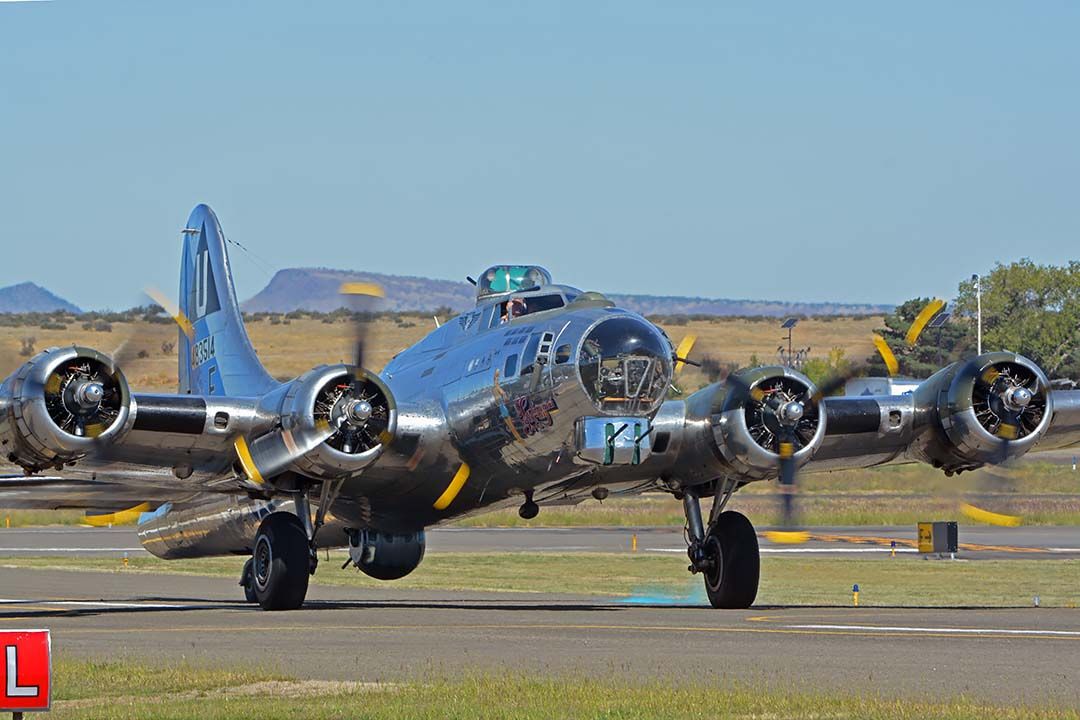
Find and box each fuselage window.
[524,294,565,313]
[504,353,519,378]
[554,344,572,364]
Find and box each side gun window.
[520,333,541,375]
[503,353,519,378]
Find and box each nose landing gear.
[682,487,760,609]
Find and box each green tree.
[955,260,1080,378]
[865,298,975,378]
[802,346,853,391]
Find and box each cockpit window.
[523,294,564,313]
[578,317,672,415]
[494,294,565,324]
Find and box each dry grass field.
[0,313,885,392]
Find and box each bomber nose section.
[577,316,672,415]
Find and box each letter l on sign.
[0,630,51,712]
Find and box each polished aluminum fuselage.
[139,295,682,553]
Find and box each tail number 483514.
[191,335,216,369]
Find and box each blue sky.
[2,1,1078,310]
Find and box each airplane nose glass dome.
[578,317,673,415]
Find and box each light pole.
[972,274,982,355]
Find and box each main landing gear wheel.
[251,511,311,611]
[702,510,760,609]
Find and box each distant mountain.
[0,282,81,314]
[605,294,892,318]
[242,268,476,313]
[242,268,891,317]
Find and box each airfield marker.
[631,534,638,552]
[852,584,859,607]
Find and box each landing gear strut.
[682,487,760,609]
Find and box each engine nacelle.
[240,364,397,484]
[686,365,827,481]
[912,352,1053,472]
[0,346,131,472]
[346,528,426,580]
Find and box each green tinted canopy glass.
[477,265,552,299]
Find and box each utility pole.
[972,273,982,355]
[780,318,798,367]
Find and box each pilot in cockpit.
[500,296,527,323]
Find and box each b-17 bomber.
[2,205,1078,611]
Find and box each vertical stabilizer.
[178,204,277,396]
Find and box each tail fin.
[178,204,277,396]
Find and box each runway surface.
[1,524,1078,558]
[0,566,1078,706]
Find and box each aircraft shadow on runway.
[0,598,1051,620]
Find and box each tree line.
[862,259,1080,380]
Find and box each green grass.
[0,508,87,527]
[452,493,1080,528]
[42,658,1080,719]
[3,552,1078,607]
[4,461,1080,527]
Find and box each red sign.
[0,630,51,712]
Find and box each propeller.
[956,358,1047,526]
[338,282,385,369]
[231,282,392,488]
[666,304,945,544]
[102,287,195,386]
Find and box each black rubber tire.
[240,558,258,603]
[251,512,310,611]
[703,510,760,609]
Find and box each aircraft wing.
[810,387,1080,473]
[649,357,1080,492]
[0,470,200,511]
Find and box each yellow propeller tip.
[959,502,1022,527]
[673,334,698,375]
[764,530,810,545]
[340,282,386,298]
[84,502,152,527]
[904,298,946,346]
[872,334,899,377]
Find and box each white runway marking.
[0,599,184,609]
[646,547,918,554]
[0,547,147,552]
[787,624,1080,637]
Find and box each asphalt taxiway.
[1,524,1077,558]
[0,566,1077,706]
